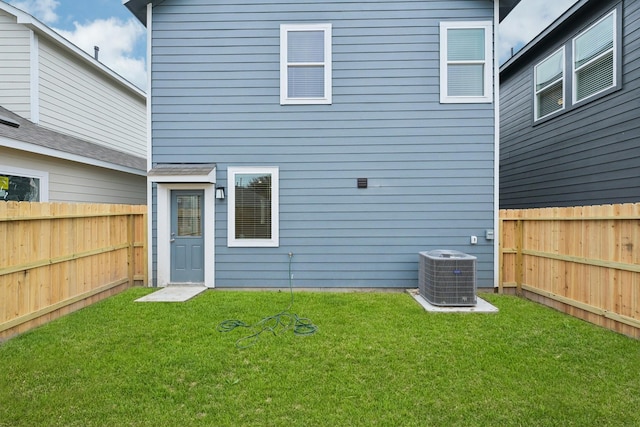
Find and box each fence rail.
[500,203,640,339]
[0,202,147,341]
[3,202,637,340]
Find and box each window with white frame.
[534,48,565,121]
[573,10,616,103]
[0,166,48,202]
[440,21,493,103]
[228,166,279,247]
[280,23,332,105]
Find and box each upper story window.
[573,10,616,104]
[227,166,279,247]
[439,21,493,103]
[532,8,620,123]
[534,48,565,120]
[280,23,332,105]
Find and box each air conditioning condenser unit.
[418,249,477,306]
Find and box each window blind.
[448,64,484,96]
[536,50,563,91]
[446,28,486,97]
[576,52,614,101]
[447,28,485,61]
[538,81,563,118]
[287,30,325,98]
[574,14,614,68]
[535,49,564,119]
[235,173,272,240]
[574,12,614,102]
[177,195,202,237]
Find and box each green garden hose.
[217,253,317,349]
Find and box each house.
[125,0,520,288]
[0,106,146,203]
[499,0,640,209]
[0,1,147,204]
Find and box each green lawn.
[1,289,639,427]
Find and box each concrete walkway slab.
[135,286,207,302]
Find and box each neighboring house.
[500,0,640,209]
[0,1,147,204]
[125,0,520,288]
[0,106,146,203]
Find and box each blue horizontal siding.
[150,0,496,288]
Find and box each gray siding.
[500,0,640,209]
[0,11,31,119]
[1,147,146,204]
[151,0,496,288]
[38,38,147,158]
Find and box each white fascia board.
[0,136,146,176]
[148,172,216,184]
[146,3,153,172]
[493,0,500,288]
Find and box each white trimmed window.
[280,23,332,105]
[0,166,48,202]
[440,21,493,103]
[573,10,616,104]
[228,167,279,247]
[534,48,565,121]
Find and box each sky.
[499,0,581,64]
[7,0,147,89]
[7,0,581,91]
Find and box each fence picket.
[0,202,147,341]
[500,203,640,339]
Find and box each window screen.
[447,28,485,97]
[574,12,615,102]
[535,49,564,120]
[287,30,325,98]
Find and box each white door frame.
[157,183,215,288]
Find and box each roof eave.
[123,0,152,27]
[499,0,522,22]
[126,0,521,27]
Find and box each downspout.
[146,2,154,286]
[493,0,501,288]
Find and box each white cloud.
[10,0,60,23]
[499,0,580,63]
[55,18,147,90]
[8,1,146,90]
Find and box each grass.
[1,289,640,427]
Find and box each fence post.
[515,219,523,296]
[498,215,504,294]
[128,213,134,288]
[142,209,148,285]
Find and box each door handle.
[170,232,175,243]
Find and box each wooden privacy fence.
[0,202,147,341]
[500,203,640,338]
